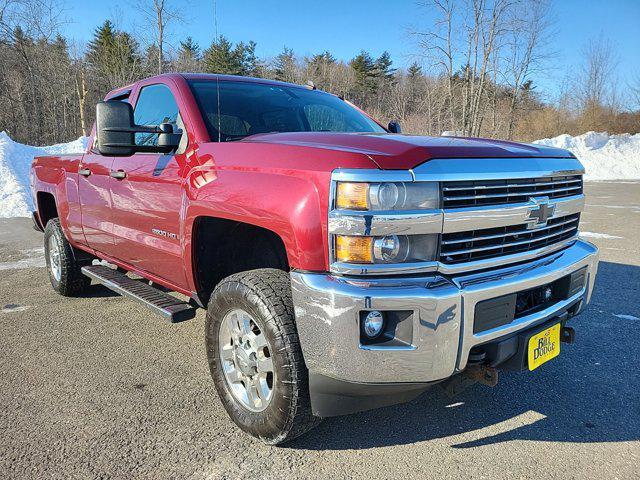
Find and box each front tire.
[205,268,320,445]
[44,218,90,296]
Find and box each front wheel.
[205,269,320,445]
[44,218,90,296]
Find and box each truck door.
[77,137,116,256]
[108,83,187,287]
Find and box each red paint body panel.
[243,132,575,170]
[29,73,575,298]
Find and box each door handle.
[78,168,91,177]
[110,170,127,180]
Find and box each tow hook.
[464,364,499,387]
[440,364,499,397]
[561,326,576,344]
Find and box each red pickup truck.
[30,73,599,444]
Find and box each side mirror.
[96,101,136,156]
[388,121,402,134]
[96,101,181,156]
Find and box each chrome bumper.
[291,240,599,384]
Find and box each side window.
[133,84,181,147]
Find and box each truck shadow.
[289,261,640,451]
[78,284,119,299]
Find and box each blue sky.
[59,0,640,104]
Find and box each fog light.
[363,311,385,338]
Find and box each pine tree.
[143,44,161,75]
[350,50,377,95]
[176,37,201,72]
[87,20,116,71]
[179,37,200,62]
[237,40,260,76]
[203,36,241,74]
[407,62,422,79]
[374,51,395,80]
[274,47,296,83]
[203,36,261,76]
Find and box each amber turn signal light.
[336,182,369,210]
[335,235,373,263]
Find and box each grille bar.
[442,175,583,208]
[441,216,580,245]
[443,224,578,257]
[443,185,582,202]
[442,178,582,192]
[440,213,580,264]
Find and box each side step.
[81,265,196,323]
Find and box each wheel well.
[37,192,58,226]
[192,217,290,306]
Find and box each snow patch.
[0,131,86,217]
[579,231,622,239]
[0,247,45,270]
[2,304,31,313]
[533,131,640,181]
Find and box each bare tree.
[630,73,640,111]
[136,0,183,74]
[578,35,618,109]
[502,0,554,139]
[409,0,457,130]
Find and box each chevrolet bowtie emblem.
[526,197,556,228]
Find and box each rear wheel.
[205,268,320,445]
[44,218,90,296]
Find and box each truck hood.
[243,132,574,170]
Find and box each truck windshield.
[188,79,386,141]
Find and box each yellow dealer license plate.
[528,323,561,371]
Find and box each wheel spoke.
[220,345,234,362]
[252,332,268,349]
[257,355,273,373]
[254,375,271,402]
[225,311,239,337]
[224,366,242,384]
[245,381,260,408]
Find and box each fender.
[183,165,330,293]
[31,154,85,247]
[179,140,379,294]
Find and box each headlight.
[335,234,438,264]
[336,181,439,211]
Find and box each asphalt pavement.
[1,182,639,479]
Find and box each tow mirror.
[388,121,402,134]
[96,101,136,156]
[96,101,181,156]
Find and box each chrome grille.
[440,213,580,264]
[442,175,583,208]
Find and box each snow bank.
[0,132,86,217]
[533,131,640,181]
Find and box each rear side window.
[133,84,180,147]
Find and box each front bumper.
[291,239,599,387]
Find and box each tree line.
[0,0,637,146]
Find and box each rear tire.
[44,218,90,296]
[205,268,320,445]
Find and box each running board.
[81,265,196,323]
